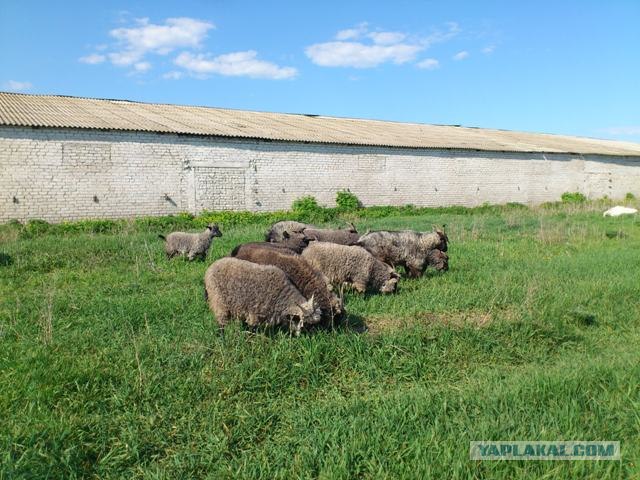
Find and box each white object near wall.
[603,206,638,217]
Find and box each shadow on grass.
[0,252,13,266]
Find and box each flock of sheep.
[159,220,449,335]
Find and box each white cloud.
[108,50,143,66]
[368,31,406,45]
[3,80,32,92]
[80,16,214,72]
[162,70,184,80]
[482,45,495,54]
[335,22,368,40]
[133,61,152,73]
[416,58,439,70]
[306,41,423,68]
[424,22,461,47]
[79,53,106,64]
[453,50,469,61]
[174,51,297,79]
[601,126,640,136]
[109,17,214,62]
[306,22,459,69]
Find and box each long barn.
[1,92,639,223]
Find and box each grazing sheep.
[427,249,449,272]
[301,242,399,294]
[356,227,448,278]
[266,221,309,242]
[303,222,360,245]
[204,258,321,335]
[159,224,222,261]
[232,243,343,324]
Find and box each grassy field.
[1,201,639,479]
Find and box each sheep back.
[232,243,343,322]
[204,258,321,331]
[301,242,398,294]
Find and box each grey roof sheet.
[1,92,639,156]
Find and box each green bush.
[561,192,587,203]
[336,190,362,211]
[625,192,636,200]
[292,195,322,214]
[22,219,51,237]
[290,196,337,223]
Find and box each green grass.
[1,202,639,479]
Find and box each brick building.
[1,92,639,223]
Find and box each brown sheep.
[265,221,309,242]
[303,222,360,245]
[204,258,321,335]
[232,243,343,324]
[356,227,448,277]
[301,242,399,294]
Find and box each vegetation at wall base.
[1,196,639,478]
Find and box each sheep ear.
[300,294,315,311]
[283,231,290,239]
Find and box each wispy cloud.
[80,16,213,73]
[306,22,460,69]
[81,16,294,80]
[335,22,369,41]
[79,53,106,64]
[601,126,640,136]
[162,70,184,80]
[3,80,32,92]
[453,50,469,61]
[175,51,297,79]
[481,45,495,54]
[416,58,439,70]
[132,61,152,73]
[109,17,214,65]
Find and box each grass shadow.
[0,252,13,266]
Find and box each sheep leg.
[246,313,261,328]
[352,278,367,294]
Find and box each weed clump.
[561,192,587,203]
[336,190,362,211]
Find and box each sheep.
[265,221,309,242]
[232,243,343,324]
[301,242,399,294]
[159,224,222,261]
[303,222,360,245]
[204,257,321,335]
[427,249,449,272]
[356,227,448,278]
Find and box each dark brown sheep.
[232,243,343,324]
[302,222,360,245]
[356,227,448,278]
[204,258,321,335]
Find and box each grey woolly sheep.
[356,227,448,278]
[301,242,399,294]
[232,243,343,324]
[302,222,360,245]
[159,223,222,261]
[265,221,309,242]
[204,257,321,335]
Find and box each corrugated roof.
[1,91,639,156]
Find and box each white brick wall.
[1,126,639,222]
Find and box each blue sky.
[1,1,639,142]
